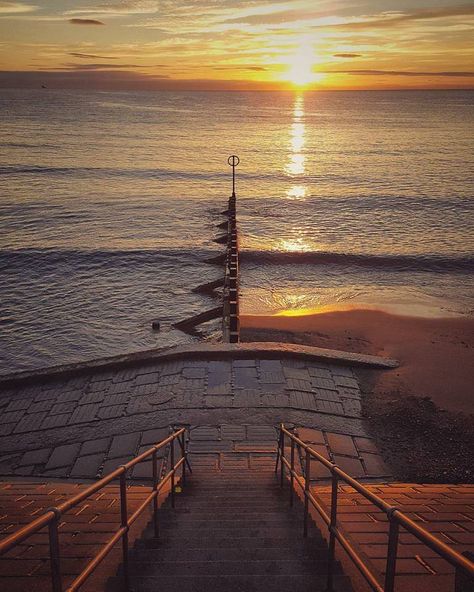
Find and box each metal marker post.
[227,154,240,197]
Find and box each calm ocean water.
[1,89,473,373]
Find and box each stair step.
[190,471,276,476]
[123,559,343,577]
[190,476,277,480]
[158,505,300,513]
[170,497,289,504]
[143,524,318,541]
[119,471,353,592]
[191,469,276,473]
[111,573,352,592]
[156,510,305,520]
[130,546,330,562]
[169,498,294,505]
[186,480,278,486]
[139,534,325,549]
[181,483,280,497]
[153,516,307,528]
[176,493,286,502]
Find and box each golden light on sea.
[286,94,308,198]
[287,185,307,199]
[278,236,311,252]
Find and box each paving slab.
[326,433,359,457]
[80,438,110,456]
[68,404,99,425]
[44,444,81,471]
[361,452,391,477]
[234,366,259,389]
[70,453,104,478]
[296,428,326,444]
[108,433,140,459]
[13,413,46,433]
[140,428,170,446]
[41,413,71,429]
[97,404,126,420]
[19,448,51,467]
[220,425,246,440]
[207,361,232,395]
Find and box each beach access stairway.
[108,467,353,592]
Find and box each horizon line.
[1,86,473,92]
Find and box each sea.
[1,89,473,374]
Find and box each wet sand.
[241,309,474,414]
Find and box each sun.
[289,58,313,87]
[287,40,324,87]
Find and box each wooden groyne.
[173,156,240,343]
[223,193,239,343]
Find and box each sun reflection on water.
[290,122,305,152]
[286,94,307,198]
[278,236,312,252]
[287,185,306,199]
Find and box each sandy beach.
[241,308,474,414]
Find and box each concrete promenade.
[0,343,393,481]
[0,342,472,591]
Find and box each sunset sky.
[0,0,473,90]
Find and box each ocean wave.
[0,164,285,182]
[0,165,222,180]
[0,142,59,149]
[0,165,377,184]
[2,247,472,274]
[241,250,474,273]
[0,247,218,272]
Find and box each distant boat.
[41,83,47,89]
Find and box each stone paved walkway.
[0,348,390,481]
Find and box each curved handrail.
[277,424,474,592]
[0,427,190,592]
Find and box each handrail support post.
[48,509,62,592]
[327,471,339,592]
[290,438,295,507]
[152,449,159,540]
[303,449,311,537]
[384,512,400,592]
[280,430,285,488]
[275,430,282,474]
[170,438,176,508]
[181,431,187,487]
[119,470,130,591]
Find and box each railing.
[276,424,474,592]
[0,427,190,592]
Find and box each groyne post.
[224,156,240,343]
[173,156,240,340]
[228,154,239,198]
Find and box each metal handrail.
[276,424,474,592]
[0,427,191,592]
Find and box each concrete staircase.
[109,466,353,592]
